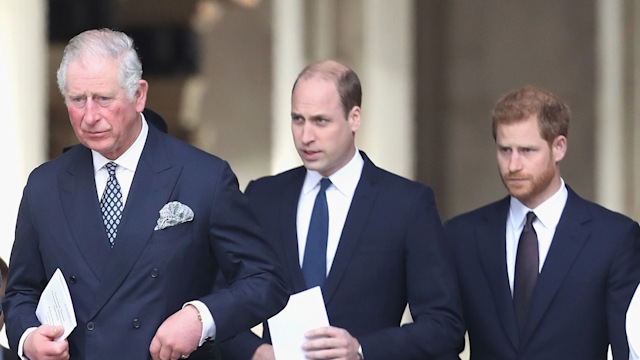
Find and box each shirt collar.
[509,178,568,230]
[92,114,149,174]
[302,148,364,196]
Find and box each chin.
[507,186,532,201]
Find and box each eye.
[68,96,87,108]
[95,96,112,107]
[315,117,328,125]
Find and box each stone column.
[358,0,415,179]
[0,0,47,261]
[271,0,305,174]
[595,0,625,213]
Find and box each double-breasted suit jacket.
[3,124,287,359]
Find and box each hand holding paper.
[267,286,329,360]
[35,268,77,341]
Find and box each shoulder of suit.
[366,165,436,196]
[565,188,638,225]
[252,166,306,184]
[151,130,228,166]
[445,197,509,227]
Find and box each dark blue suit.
[3,124,287,359]
[445,186,640,359]
[220,152,464,360]
[0,346,19,360]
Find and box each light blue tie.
[101,162,123,247]
[302,178,332,288]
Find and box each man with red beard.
[444,85,640,359]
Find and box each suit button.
[69,275,77,284]
[151,269,159,278]
[132,319,141,329]
[86,322,95,331]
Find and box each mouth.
[300,149,321,160]
[504,176,529,186]
[83,129,110,139]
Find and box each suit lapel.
[476,198,520,349]
[89,127,182,317]
[322,154,378,304]
[522,188,590,342]
[280,169,308,294]
[60,147,111,279]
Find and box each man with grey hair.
[2,28,287,360]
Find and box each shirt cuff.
[184,301,216,346]
[18,327,37,359]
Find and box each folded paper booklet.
[267,286,329,360]
[35,268,77,341]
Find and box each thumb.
[40,324,64,338]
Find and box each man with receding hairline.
[220,60,464,360]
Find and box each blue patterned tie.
[302,178,332,289]
[101,162,123,247]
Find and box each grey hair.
[56,28,143,101]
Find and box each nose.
[300,123,315,144]
[508,152,523,173]
[83,99,99,124]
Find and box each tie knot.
[319,178,332,192]
[525,211,536,228]
[105,162,117,176]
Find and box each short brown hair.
[491,85,570,143]
[292,60,362,119]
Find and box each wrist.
[183,301,214,345]
[185,304,202,323]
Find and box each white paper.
[267,286,330,360]
[35,268,77,341]
[628,284,640,360]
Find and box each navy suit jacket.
[3,124,287,359]
[220,152,464,360]
[445,186,640,360]
[0,346,19,360]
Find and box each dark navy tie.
[302,178,332,289]
[101,162,123,247]
[514,211,539,335]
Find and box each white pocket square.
[154,201,194,230]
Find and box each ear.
[348,106,361,133]
[134,80,149,113]
[552,135,567,163]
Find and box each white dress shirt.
[506,179,568,294]
[92,115,149,205]
[297,149,363,275]
[628,284,640,360]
